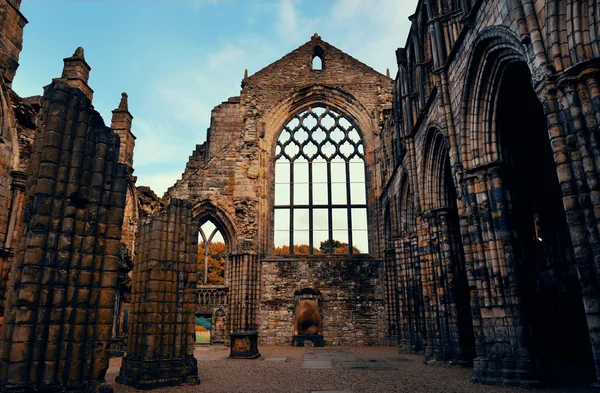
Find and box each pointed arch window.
[198,220,226,285]
[312,46,325,70]
[274,105,368,255]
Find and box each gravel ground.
[107,346,591,393]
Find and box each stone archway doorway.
[497,61,595,386]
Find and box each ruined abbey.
[0,0,599,391]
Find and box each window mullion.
[289,161,294,255]
[346,161,353,254]
[309,161,313,255]
[327,160,333,254]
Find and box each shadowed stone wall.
[380,0,600,389]
[117,199,198,389]
[0,71,128,392]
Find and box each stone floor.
[107,346,594,393]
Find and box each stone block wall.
[0,0,26,85]
[0,78,128,393]
[206,96,241,160]
[259,256,386,346]
[117,199,198,389]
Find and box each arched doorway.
[196,218,230,344]
[497,61,594,386]
[421,127,475,364]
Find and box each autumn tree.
[273,240,361,255]
[319,239,361,254]
[198,241,226,285]
[273,244,322,255]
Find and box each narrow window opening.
[312,55,323,70]
[312,46,325,71]
[198,220,226,285]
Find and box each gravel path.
[107,346,589,393]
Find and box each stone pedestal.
[229,331,261,359]
[292,334,325,347]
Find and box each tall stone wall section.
[117,199,198,389]
[0,0,36,319]
[165,35,393,342]
[260,257,386,345]
[380,0,600,389]
[0,78,128,392]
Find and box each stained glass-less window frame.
[274,105,368,255]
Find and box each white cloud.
[276,0,318,44]
[132,118,193,167]
[207,43,247,71]
[137,170,184,197]
[321,0,414,74]
[132,0,417,194]
[153,84,209,126]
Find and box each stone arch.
[262,84,375,154]
[460,26,532,170]
[383,201,393,249]
[398,171,416,235]
[420,124,454,212]
[193,200,236,253]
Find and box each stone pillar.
[52,47,93,101]
[0,75,128,392]
[419,209,474,364]
[3,170,25,250]
[383,248,399,344]
[543,67,600,389]
[117,199,199,389]
[228,251,259,333]
[0,170,25,316]
[459,165,539,388]
[110,93,135,168]
[395,235,425,354]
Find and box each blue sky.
[13,0,416,195]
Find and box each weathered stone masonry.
[167,34,393,346]
[379,0,600,389]
[0,51,129,391]
[2,0,600,391]
[117,200,198,389]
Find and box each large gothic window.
[274,105,368,255]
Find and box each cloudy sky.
[13,0,417,195]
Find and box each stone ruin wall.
[117,200,198,389]
[0,72,129,392]
[260,256,386,346]
[164,35,394,345]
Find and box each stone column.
[395,235,425,354]
[228,251,259,333]
[0,170,25,315]
[383,248,399,344]
[0,75,128,393]
[117,199,199,389]
[459,165,538,388]
[419,209,474,364]
[543,67,600,389]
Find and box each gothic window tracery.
[274,105,368,255]
[198,220,226,285]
